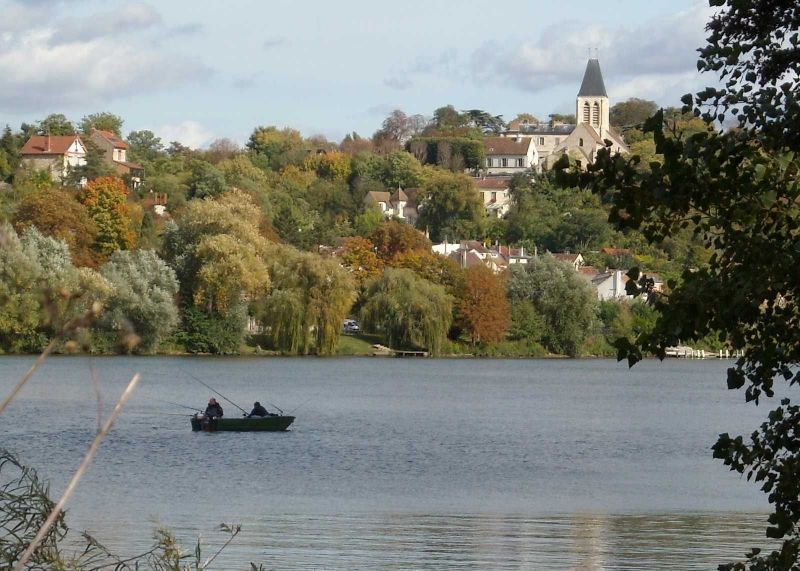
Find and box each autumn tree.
[338,237,383,288]
[369,220,431,262]
[12,187,99,267]
[457,265,510,344]
[246,126,306,169]
[390,249,464,295]
[360,268,452,355]
[77,176,136,255]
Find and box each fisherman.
[248,401,268,417]
[204,397,224,418]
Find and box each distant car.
[342,319,360,334]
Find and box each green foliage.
[100,250,179,353]
[36,113,75,136]
[560,2,800,567]
[258,245,356,355]
[609,98,658,128]
[508,256,598,356]
[246,126,306,169]
[174,304,248,354]
[408,137,485,170]
[126,130,165,163]
[416,170,486,242]
[188,161,227,199]
[79,112,124,136]
[360,268,452,355]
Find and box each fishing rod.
[154,398,202,412]
[186,372,250,416]
[287,396,313,415]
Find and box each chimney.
[45,133,51,153]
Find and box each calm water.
[0,356,781,569]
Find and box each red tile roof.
[21,135,83,155]
[484,136,532,156]
[93,129,128,149]
[474,177,512,190]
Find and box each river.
[0,356,777,569]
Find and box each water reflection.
[73,512,768,570]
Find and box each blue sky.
[0,0,714,147]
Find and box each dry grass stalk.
[13,373,141,571]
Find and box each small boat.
[191,414,295,432]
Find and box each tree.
[432,105,468,130]
[373,110,414,148]
[263,247,356,355]
[77,177,136,255]
[338,237,383,288]
[126,130,164,163]
[188,161,227,199]
[507,256,597,356]
[204,138,240,163]
[246,126,305,169]
[512,113,541,124]
[416,171,486,242]
[100,250,179,353]
[360,268,452,355]
[79,112,124,136]
[36,114,75,136]
[65,139,114,184]
[557,1,800,567]
[12,188,99,267]
[457,265,510,344]
[462,109,506,134]
[548,113,576,124]
[390,249,464,295]
[369,220,431,262]
[609,98,658,128]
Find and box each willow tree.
[360,268,452,355]
[259,244,356,355]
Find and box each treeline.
[0,105,714,356]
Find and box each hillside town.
[0,57,704,358]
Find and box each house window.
[538,137,545,145]
[516,158,524,167]
[486,158,493,167]
[579,138,584,147]
[501,158,508,167]
[491,191,497,202]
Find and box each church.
[500,58,628,170]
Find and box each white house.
[590,269,632,301]
[20,135,87,183]
[474,177,513,217]
[364,187,419,224]
[484,136,537,175]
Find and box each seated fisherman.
[249,401,268,417]
[204,397,224,418]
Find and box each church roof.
[577,59,607,97]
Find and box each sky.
[0,0,716,148]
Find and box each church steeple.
[576,58,609,135]
[577,58,607,97]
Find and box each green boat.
[190,414,295,432]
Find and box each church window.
[592,102,600,126]
[583,102,590,123]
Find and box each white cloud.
[50,3,162,44]
[157,120,214,148]
[466,2,713,101]
[0,3,211,113]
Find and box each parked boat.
[191,414,295,432]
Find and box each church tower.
[576,58,609,137]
